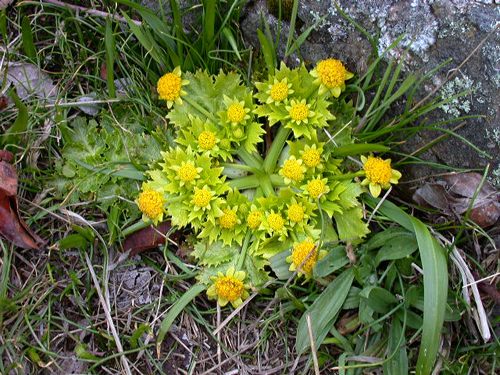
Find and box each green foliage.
[49,110,172,212]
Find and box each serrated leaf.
[191,241,239,267]
[243,254,271,287]
[333,206,370,243]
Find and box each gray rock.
[241,0,500,189]
[5,62,57,100]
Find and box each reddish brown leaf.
[413,172,500,227]
[100,62,107,80]
[122,222,173,256]
[0,157,45,249]
[0,95,8,111]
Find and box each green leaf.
[21,16,36,59]
[191,241,239,267]
[359,285,398,314]
[58,234,88,250]
[222,27,241,60]
[105,17,116,98]
[366,197,448,375]
[129,323,152,349]
[257,29,275,72]
[296,268,354,353]
[383,317,408,375]
[374,234,418,266]
[333,206,369,243]
[2,91,28,147]
[157,284,207,347]
[329,143,389,157]
[75,343,100,361]
[269,249,294,280]
[314,246,349,278]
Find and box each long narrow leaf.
[296,268,354,352]
[257,29,275,72]
[366,197,448,375]
[3,91,28,147]
[157,284,207,346]
[21,16,36,60]
[222,27,241,61]
[105,17,116,98]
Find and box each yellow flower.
[307,178,327,199]
[207,266,250,308]
[279,156,305,184]
[177,163,198,182]
[286,239,327,277]
[193,188,212,208]
[360,155,402,198]
[247,211,263,229]
[136,188,165,225]
[198,131,217,150]
[220,209,237,229]
[267,213,285,231]
[301,148,321,168]
[286,99,314,125]
[311,58,354,97]
[157,66,189,108]
[269,80,292,102]
[287,203,304,223]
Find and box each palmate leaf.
[333,206,369,243]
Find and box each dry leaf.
[122,222,172,256]
[0,151,45,249]
[413,172,500,228]
[0,95,8,111]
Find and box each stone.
[241,0,500,189]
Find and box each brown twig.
[39,0,142,26]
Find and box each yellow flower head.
[290,103,309,121]
[267,213,284,231]
[136,188,165,224]
[227,104,246,123]
[286,239,326,277]
[220,209,237,229]
[311,58,354,97]
[280,156,305,183]
[178,163,198,182]
[207,266,250,308]
[287,203,304,223]
[307,178,326,199]
[270,81,290,102]
[193,188,212,207]
[301,148,321,168]
[361,155,402,198]
[198,131,217,150]
[157,66,188,108]
[247,211,263,229]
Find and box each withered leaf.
[413,172,500,228]
[122,222,173,256]
[0,153,45,249]
[0,95,8,111]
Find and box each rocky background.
[144,0,500,190]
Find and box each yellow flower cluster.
[136,189,164,223]
[307,179,326,199]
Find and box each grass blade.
[2,91,28,147]
[21,15,36,60]
[222,27,241,61]
[156,284,207,348]
[285,0,300,57]
[105,17,116,98]
[257,29,275,72]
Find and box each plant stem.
[329,172,365,180]
[228,175,260,190]
[220,162,260,174]
[236,146,263,169]
[235,230,252,271]
[269,174,286,187]
[263,127,291,174]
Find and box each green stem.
[235,230,252,272]
[228,175,260,190]
[183,96,218,123]
[260,175,275,197]
[263,127,291,174]
[329,172,365,180]
[221,162,260,174]
[269,174,286,188]
[122,220,150,237]
[236,146,263,169]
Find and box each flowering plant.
[137,60,401,306]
